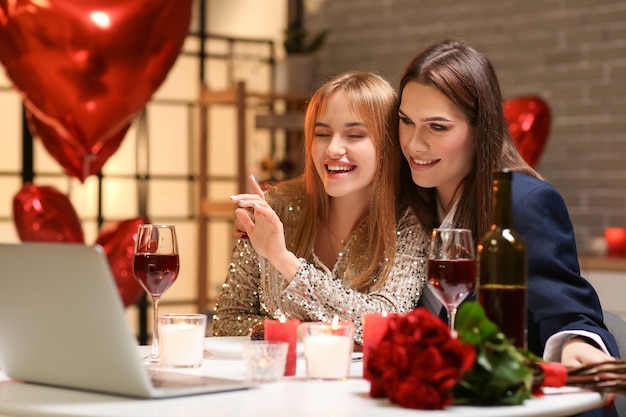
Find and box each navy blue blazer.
[511,173,619,417]
[415,172,618,416]
[511,172,619,358]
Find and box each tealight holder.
[242,341,288,383]
[299,320,354,380]
[158,313,207,368]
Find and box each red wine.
[427,258,476,307]
[479,285,527,348]
[133,253,179,297]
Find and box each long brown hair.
[398,39,540,241]
[270,71,400,290]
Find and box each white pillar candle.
[159,316,206,368]
[303,335,352,380]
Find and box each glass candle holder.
[299,321,354,380]
[242,341,288,383]
[158,313,207,368]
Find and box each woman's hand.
[232,216,247,239]
[234,196,286,261]
[230,175,266,240]
[230,176,299,280]
[561,337,617,406]
[561,336,615,368]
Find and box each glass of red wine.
[133,224,180,363]
[427,228,476,336]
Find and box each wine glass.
[427,228,476,336]
[133,224,180,363]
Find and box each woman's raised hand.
[230,176,298,280]
[229,174,265,239]
[229,175,269,246]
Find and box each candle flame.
[331,315,339,329]
[382,311,388,317]
[279,314,286,323]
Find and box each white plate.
[203,336,249,359]
[204,336,304,359]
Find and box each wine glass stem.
[151,296,160,359]
[448,306,458,338]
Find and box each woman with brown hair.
[397,38,617,416]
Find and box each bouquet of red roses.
[366,302,626,410]
[366,307,475,409]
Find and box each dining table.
[0,337,606,417]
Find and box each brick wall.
[305,0,626,252]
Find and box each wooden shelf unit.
[196,81,308,313]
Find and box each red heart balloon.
[96,217,149,307]
[12,183,85,243]
[504,96,551,168]
[12,183,149,307]
[27,111,130,182]
[0,0,192,179]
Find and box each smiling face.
[311,91,377,200]
[398,82,476,210]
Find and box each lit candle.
[264,315,300,376]
[159,322,205,368]
[300,318,355,380]
[605,227,626,257]
[362,311,391,379]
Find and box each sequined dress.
[212,196,429,344]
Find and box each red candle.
[264,316,300,376]
[605,227,626,257]
[362,312,391,379]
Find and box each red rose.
[366,308,476,410]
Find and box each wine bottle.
[477,170,528,348]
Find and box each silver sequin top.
[212,197,429,344]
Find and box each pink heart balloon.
[504,96,551,168]
[0,0,192,179]
[12,183,85,243]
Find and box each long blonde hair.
[270,71,400,291]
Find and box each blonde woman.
[212,71,428,344]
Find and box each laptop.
[0,242,253,398]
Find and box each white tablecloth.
[0,345,605,417]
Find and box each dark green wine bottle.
[477,170,528,348]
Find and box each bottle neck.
[491,173,513,230]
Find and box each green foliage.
[453,302,541,405]
[283,27,329,55]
